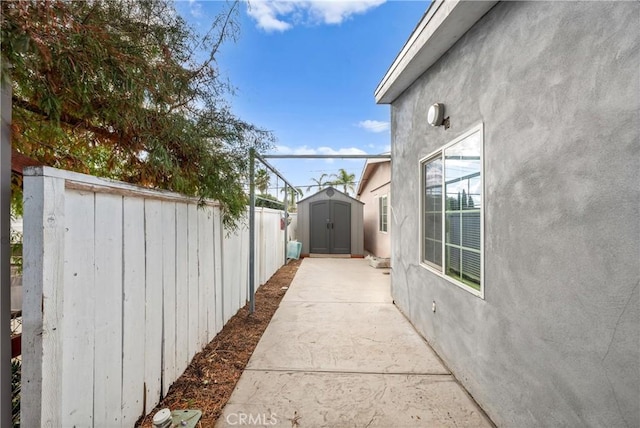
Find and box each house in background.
[356,158,391,259]
[375,1,639,427]
[296,187,364,258]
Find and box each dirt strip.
[137,259,302,427]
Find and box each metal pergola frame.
[247,151,391,314]
[247,149,298,314]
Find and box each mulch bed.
[136,258,302,427]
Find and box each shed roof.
[375,0,498,104]
[297,186,364,205]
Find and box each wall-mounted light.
[427,103,450,129]
[427,103,444,126]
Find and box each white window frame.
[419,123,484,298]
[378,194,388,233]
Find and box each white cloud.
[357,119,389,133]
[274,145,367,156]
[245,0,386,32]
[188,0,203,18]
[316,146,367,156]
[275,144,317,155]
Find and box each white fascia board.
[375,0,498,104]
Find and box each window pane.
[425,213,441,240]
[462,249,481,290]
[423,156,442,267]
[446,213,460,246]
[433,239,442,266]
[425,161,442,211]
[434,212,442,241]
[446,245,460,279]
[466,176,481,210]
[425,239,435,263]
[444,130,481,288]
[461,212,481,250]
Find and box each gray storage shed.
[297,187,364,257]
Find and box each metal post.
[248,148,256,315]
[1,78,13,427]
[283,184,288,262]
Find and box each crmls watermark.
[225,412,278,426]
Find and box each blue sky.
[175,0,429,198]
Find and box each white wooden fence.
[21,166,286,427]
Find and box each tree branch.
[12,96,121,144]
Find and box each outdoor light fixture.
[427,103,445,127]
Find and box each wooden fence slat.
[60,190,95,427]
[162,202,177,396]
[240,225,249,307]
[205,211,216,342]
[234,229,244,315]
[222,231,238,324]
[144,199,163,412]
[262,211,270,286]
[93,193,124,426]
[269,211,285,281]
[187,204,199,360]
[175,203,189,373]
[122,197,146,426]
[213,207,224,334]
[269,211,276,282]
[257,210,264,286]
[22,176,66,427]
[197,207,212,347]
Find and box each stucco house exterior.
[375,1,639,427]
[356,158,391,259]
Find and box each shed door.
[310,201,330,253]
[309,200,351,254]
[330,201,351,254]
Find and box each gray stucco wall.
[389,2,639,427]
[297,188,364,256]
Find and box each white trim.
[375,0,498,104]
[24,166,221,206]
[418,123,484,299]
[420,262,483,298]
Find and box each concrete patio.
[216,258,493,427]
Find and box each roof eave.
[375,0,498,105]
[356,158,390,197]
[297,186,364,205]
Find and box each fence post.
[21,169,66,426]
